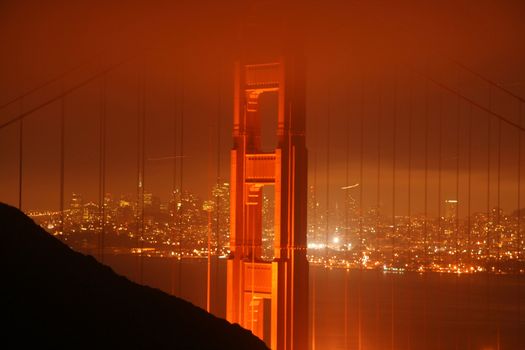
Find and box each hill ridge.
[1,202,267,349]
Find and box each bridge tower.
[227,53,309,350]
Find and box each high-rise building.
[70,193,83,224]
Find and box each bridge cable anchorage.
[0,58,134,131]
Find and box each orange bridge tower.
[227,54,309,350]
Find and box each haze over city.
[1,1,525,349]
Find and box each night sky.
[1,0,525,216]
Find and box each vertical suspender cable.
[326,95,330,259]
[344,74,350,350]
[375,79,382,340]
[207,69,215,313]
[437,89,443,349]
[60,82,65,237]
[486,86,492,345]
[322,88,330,346]
[136,61,141,282]
[136,57,145,284]
[407,72,413,350]
[215,62,222,311]
[141,63,146,285]
[467,103,473,349]
[455,88,461,348]
[497,110,502,271]
[438,93,443,268]
[99,74,107,263]
[488,84,493,257]
[18,100,24,210]
[140,63,146,284]
[312,80,321,350]
[391,75,397,350]
[206,74,214,313]
[171,66,178,296]
[311,90,319,350]
[518,102,522,333]
[424,77,429,348]
[358,75,364,350]
[496,93,502,350]
[178,63,185,296]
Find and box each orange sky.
[1,0,525,215]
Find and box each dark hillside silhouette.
[1,202,268,349]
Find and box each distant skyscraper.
[444,199,458,221]
[70,193,83,224]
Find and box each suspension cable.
[423,74,525,133]
[0,58,131,131]
[452,60,525,104]
[0,57,101,111]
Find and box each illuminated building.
[70,193,83,224]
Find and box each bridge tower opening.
[227,55,309,350]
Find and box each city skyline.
[2,1,525,349]
[29,186,525,275]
